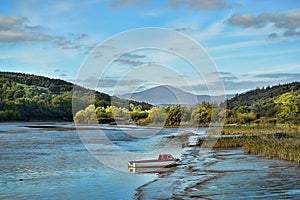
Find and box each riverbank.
[206,124,300,135]
[135,148,300,199]
[194,124,300,164]
[135,125,300,199]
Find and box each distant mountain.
[118,85,234,105]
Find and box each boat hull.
[128,160,177,168]
[128,166,174,174]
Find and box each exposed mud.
[135,148,300,199]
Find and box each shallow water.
[0,123,198,199]
[136,147,300,199]
[1,123,299,199]
[0,123,157,199]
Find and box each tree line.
[1,72,299,125]
[0,72,151,121]
[74,90,300,126]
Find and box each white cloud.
[228,9,300,38]
[166,0,232,10]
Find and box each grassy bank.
[206,124,300,135]
[243,134,300,163]
[195,125,300,164]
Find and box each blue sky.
[1,0,300,95]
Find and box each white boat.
[128,154,179,168]
[128,166,175,174]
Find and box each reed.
[206,124,300,136]
[195,136,245,149]
[242,135,300,163]
[195,125,300,164]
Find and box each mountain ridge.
[118,85,234,105]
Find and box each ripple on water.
[136,148,300,199]
[0,123,160,200]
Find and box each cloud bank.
[0,14,92,54]
[228,9,300,37]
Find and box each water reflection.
[128,166,176,176]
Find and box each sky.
[1,0,300,96]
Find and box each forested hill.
[225,82,300,109]
[0,71,151,121]
[0,72,74,94]
[1,71,299,124]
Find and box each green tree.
[251,98,278,118]
[165,106,181,126]
[192,102,212,126]
[85,104,98,123]
[95,106,107,118]
[181,106,192,123]
[105,106,130,119]
[73,104,97,124]
[73,110,86,124]
[148,106,166,124]
[274,91,300,119]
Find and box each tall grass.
[196,136,244,149]
[243,135,300,163]
[195,125,300,164]
[206,124,300,136]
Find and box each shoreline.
[0,121,74,124]
[134,148,300,199]
[133,125,300,197]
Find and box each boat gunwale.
[130,158,178,163]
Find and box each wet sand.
[135,148,300,199]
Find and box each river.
[0,123,299,199]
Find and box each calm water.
[1,123,300,199]
[0,123,191,199]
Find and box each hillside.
[0,72,151,121]
[225,82,300,109]
[221,82,300,124]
